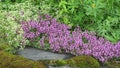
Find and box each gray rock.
[17,47,73,60]
[17,47,108,68]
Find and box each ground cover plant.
[21,14,120,62]
[0,0,120,67]
[0,0,41,53]
[0,0,120,53]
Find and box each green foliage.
[32,0,120,43]
[0,43,15,54]
[0,1,40,50]
[0,0,120,51]
[0,12,24,52]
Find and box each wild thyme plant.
[21,15,120,62]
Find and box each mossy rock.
[45,60,67,66]
[52,60,67,66]
[107,60,120,68]
[40,56,100,68]
[0,50,46,68]
[66,56,100,68]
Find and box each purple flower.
[21,14,120,62]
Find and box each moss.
[0,51,15,67]
[107,60,120,68]
[0,50,46,68]
[38,59,67,67]
[38,60,50,65]
[10,60,45,68]
[54,60,67,66]
[66,56,100,68]
[0,43,9,50]
[39,56,100,68]
[49,60,67,66]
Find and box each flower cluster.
[21,15,120,62]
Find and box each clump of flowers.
[21,14,120,62]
